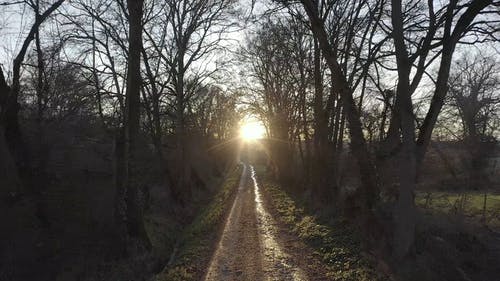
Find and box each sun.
[240,120,265,140]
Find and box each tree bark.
[124,0,151,250]
[391,0,417,259]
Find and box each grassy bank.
[153,165,242,281]
[255,166,384,281]
[416,191,500,228]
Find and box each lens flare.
[240,121,265,140]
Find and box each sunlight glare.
[240,120,265,140]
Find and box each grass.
[154,165,242,281]
[255,166,384,281]
[415,191,500,227]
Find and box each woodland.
[0,0,499,280]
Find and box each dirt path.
[204,164,314,281]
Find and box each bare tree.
[448,53,500,184]
[388,0,495,258]
[297,0,381,215]
[160,0,236,202]
[448,54,500,144]
[242,17,308,185]
[1,0,65,151]
[0,0,65,228]
[0,67,21,198]
[289,0,498,259]
[63,0,129,121]
[123,0,151,250]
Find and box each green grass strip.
[258,170,383,281]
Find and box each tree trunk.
[0,68,21,200]
[113,129,128,256]
[175,58,189,205]
[313,38,327,156]
[124,0,151,250]
[391,0,417,259]
[312,38,329,198]
[34,25,51,228]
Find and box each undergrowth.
[258,168,383,281]
[155,165,242,281]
